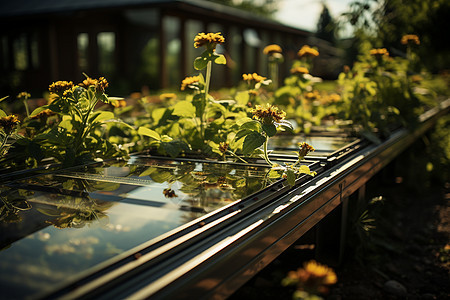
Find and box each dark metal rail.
[34,99,449,300]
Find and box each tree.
[339,0,450,72]
[316,4,337,44]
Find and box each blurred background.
[0,0,448,97]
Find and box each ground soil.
[230,171,450,300]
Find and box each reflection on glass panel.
[30,32,39,69]
[163,16,181,88]
[77,33,89,72]
[186,19,203,75]
[13,34,28,70]
[97,32,116,75]
[0,156,274,298]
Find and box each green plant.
[234,103,316,186]
[25,75,131,166]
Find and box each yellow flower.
[410,75,423,83]
[401,34,420,45]
[328,93,341,102]
[287,260,337,292]
[248,90,258,97]
[242,73,267,83]
[180,76,201,91]
[298,142,315,159]
[49,81,74,95]
[304,90,320,100]
[219,142,229,154]
[159,93,177,101]
[369,48,389,57]
[78,77,98,88]
[252,103,286,124]
[0,115,20,135]
[97,77,109,93]
[163,188,178,198]
[298,45,319,58]
[263,44,282,55]
[17,92,31,100]
[343,65,351,73]
[290,67,309,75]
[111,99,127,108]
[78,76,109,94]
[194,32,225,49]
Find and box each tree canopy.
[340,0,450,72]
[316,4,338,44]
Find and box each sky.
[275,0,354,34]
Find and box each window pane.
[229,26,242,84]
[77,33,89,72]
[31,32,39,69]
[1,36,8,70]
[97,32,116,76]
[163,16,181,88]
[185,19,203,75]
[13,34,28,70]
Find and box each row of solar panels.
[0,99,448,299]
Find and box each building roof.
[0,0,310,35]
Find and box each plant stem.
[205,60,212,98]
[23,100,30,118]
[263,136,273,166]
[226,150,248,164]
[200,60,213,140]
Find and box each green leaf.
[138,167,157,177]
[235,129,253,141]
[240,120,261,132]
[298,165,315,176]
[29,105,49,118]
[194,56,208,70]
[277,120,294,132]
[242,132,266,155]
[286,169,296,186]
[161,140,186,158]
[172,101,196,118]
[0,109,6,117]
[235,91,250,106]
[89,111,115,123]
[138,127,161,140]
[59,119,73,131]
[262,123,277,137]
[236,117,253,126]
[214,54,226,65]
[0,96,9,103]
[267,169,282,179]
[103,119,135,130]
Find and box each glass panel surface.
[0,157,273,299]
[268,135,357,155]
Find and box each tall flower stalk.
[193,32,226,139]
[263,44,283,90]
